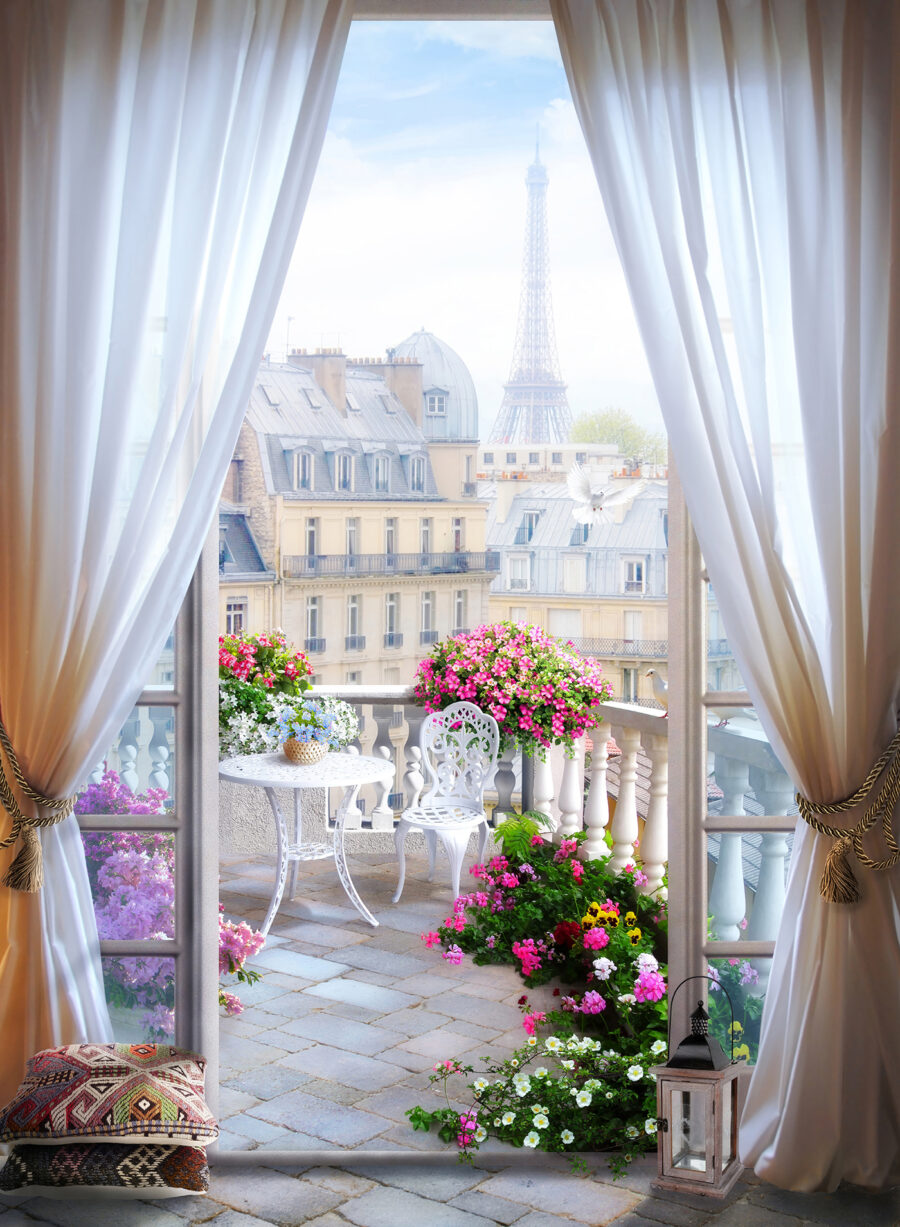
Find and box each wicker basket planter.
[282,738,328,765]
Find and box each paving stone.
[374,1006,453,1037]
[275,921,370,948]
[301,1216,356,1227]
[610,1216,689,1227]
[337,946,432,978]
[745,1184,900,1227]
[713,1205,813,1227]
[476,1170,639,1223]
[14,1200,188,1227]
[256,1131,339,1151]
[203,1170,342,1225]
[285,1076,362,1106]
[425,990,524,1031]
[224,1112,297,1144]
[280,1044,407,1093]
[634,1192,733,1225]
[301,1167,377,1196]
[354,1083,429,1125]
[339,1184,496,1227]
[220,1034,291,1076]
[218,1086,263,1118]
[0,1211,46,1227]
[199,1212,277,1227]
[397,1026,489,1060]
[348,1160,485,1201]
[252,993,323,1021]
[343,969,398,987]
[225,1064,312,1101]
[303,978,418,1013]
[448,1189,529,1223]
[248,1089,389,1145]
[321,1000,383,1023]
[249,949,350,981]
[252,1027,320,1052]
[279,1013,406,1056]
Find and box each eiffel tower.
[488,143,572,444]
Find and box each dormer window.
[374,454,390,493]
[336,452,353,492]
[292,450,312,490]
[410,454,425,493]
[346,392,361,412]
[426,392,447,415]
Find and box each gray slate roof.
[219,510,272,578]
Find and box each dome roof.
[393,329,479,441]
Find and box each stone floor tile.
[225,1112,300,1144]
[251,1027,319,1052]
[338,946,432,978]
[275,899,361,925]
[338,1184,497,1227]
[13,1200,188,1227]
[476,1170,640,1223]
[425,991,524,1031]
[199,1212,277,1227]
[274,921,370,948]
[342,969,398,988]
[448,1189,530,1223]
[301,1216,356,1227]
[374,1006,453,1037]
[354,1083,428,1125]
[301,1167,377,1196]
[303,978,418,1013]
[248,1089,389,1146]
[254,1132,339,1151]
[225,1064,311,1100]
[745,1184,900,1227]
[250,993,322,1021]
[389,971,467,998]
[279,1044,408,1093]
[218,1086,263,1117]
[713,1205,813,1227]
[206,1170,343,1225]
[249,949,350,981]
[279,1013,406,1056]
[284,1076,363,1106]
[220,1034,290,1076]
[398,1026,487,1059]
[347,1160,486,1201]
[320,1000,383,1024]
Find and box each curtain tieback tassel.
[797,728,900,904]
[0,714,74,893]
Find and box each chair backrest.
[419,701,500,809]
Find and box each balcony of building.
[282,550,501,580]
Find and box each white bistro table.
[219,750,395,934]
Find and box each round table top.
[218,749,395,790]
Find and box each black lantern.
[651,978,746,1198]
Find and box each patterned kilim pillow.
[0,1044,218,1148]
[0,1141,209,1200]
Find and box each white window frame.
[374,453,390,492]
[421,590,434,632]
[622,665,639,703]
[305,517,318,557]
[420,517,432,554]
[410,454,426,492]
[508,554,529,590]
[346,593,361,637]
[426,391,447,415]
[336,451,354,492]
[453,588,467,632]
[385,591,399,634]
[346,517,359,556]
[623,557,645,594]
[293,449,312,490]
[225,596,247,634]
[384,516,397,556]
[306,595,321,640]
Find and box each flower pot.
[282,738,328,765]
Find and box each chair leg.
[439,828,472,903]
[392,820,409,904]
[477,819,489,867]
[424,828,438,882]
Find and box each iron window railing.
[304,637,326,654]
[345,635,366,651]
[383,632,404,648]
[282,551,500,579]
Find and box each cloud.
[421,22,562,63]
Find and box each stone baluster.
[370,745,395,831]
[88,763,105,786]
[640,731,668,897]
[608,725,640,873]
[403,746,424,811]
[708,754,750,942]
[340,744,363,828]
[556,740,585,841]
[532,749,557,838]
[492,742,518,823]
[149,708,171,799]
[746,766,794,989]
[581,723,611,861]
[117,710,141,792]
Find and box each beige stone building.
[219,336,497,685]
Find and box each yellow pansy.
[627,927,642,945]
[728,1021,744,1035]
[625,911,637,927]
[734,1043,751,1061]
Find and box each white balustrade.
[581,723,611,860]
[608,725,641,873]
[708,754,750,941]
[556,743,585,841]
[531,750,557,836]
[641,731,668,897]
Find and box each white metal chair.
[392,701,500,904]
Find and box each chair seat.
[400,804,486,828]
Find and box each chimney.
[365,354,423,426]
[494,478,516,524]
[298,347,347,415]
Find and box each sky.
[267,21,663,442]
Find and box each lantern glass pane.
[720,1079,735,1167]
[671,1088,708,1172]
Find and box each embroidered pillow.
[0,1044,217,1148]
[0,1141,209,1199]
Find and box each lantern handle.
[667,974,735,1064]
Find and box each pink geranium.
[634,970,667,1002]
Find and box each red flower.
[552,920,583,952]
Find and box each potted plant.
[413,621,611,756]
[276,698,342,764]
[218,629,313,757]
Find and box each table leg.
[260,786,289,938]
[333,787,379,927]
[287,789,302,900]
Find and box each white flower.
[544,1036,562,1053]
[523,1130,541,1148]
[561,1129,575,1145]
[592,957,617,980]
[650,1039,667,1056]
[530,1103,547,1115]
[635,952,659,974]
[475,1126,488,1142]
[560,1059,575,1070]
[494,1118,501,1127]
[644,1118,658,1136]
[510,1058,519,1067]
[625,1125,640,1139]
[576,1090,592,1107]
[502,1111,516,1125]
[605,1091,614,1100]
[533,1113,550,1129]
[527,1036,538,1047]
[627,1064,644,1081]
[473,1078,489,1093]
[533,1067,549,1079]
[584,1079,601,1092]
[515,1080,532,1098]
[618,993,637,1006]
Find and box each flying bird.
[646,668,668,716]
[566,464,646,527]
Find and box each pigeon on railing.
[566,463,647,527]
[645,668,668,715]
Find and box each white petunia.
[592,957,617,980]
[627,1064,644,1081]
[523,1130,541,1148]
[561,1129,575,1145]
[618,993,637,1005]
[576,1090,593,1107]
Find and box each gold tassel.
[3,823,43,893]
[819,834,860,904]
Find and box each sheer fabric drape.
[552,0,900,1190]
[0,0,350,1106]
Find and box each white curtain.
[553,0,900,1192]
[0,0,350,1106]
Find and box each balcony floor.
[4,850,900,1224]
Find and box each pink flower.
[571,860,584,882]
[582,927,610,950]
[421,931,442,947]
[530,835,544,846]
[442,945,464,965]
[634,970,667,1003]
[521,1011,547,1035]
[577,990,607,1014]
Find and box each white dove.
[566,464,647,527]
[646,668,668,715]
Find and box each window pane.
[706,829,793,943]
[706,725,795,821]
[76,706,175,811]
[707,956,772,1066]
[102,955,175,1043]
[82,831,176,942]
[705,590,746,691]
[145,630,176,691]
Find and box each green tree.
[570,408,666,465]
